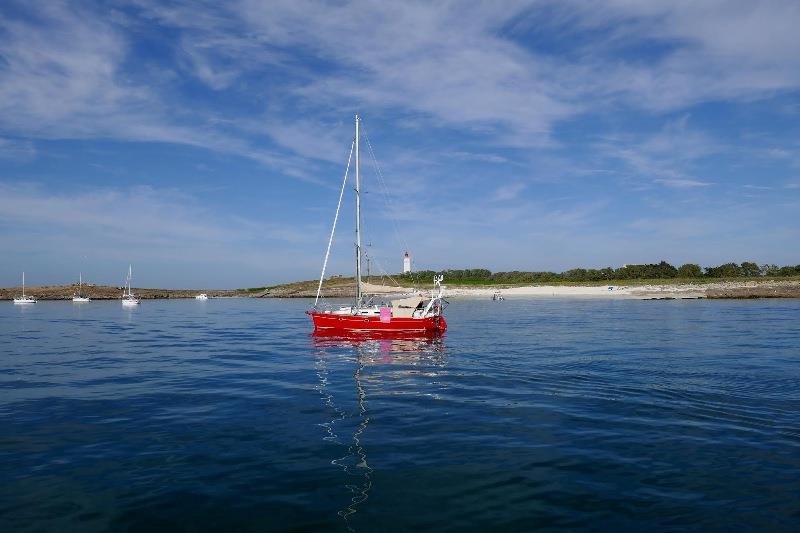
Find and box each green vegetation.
[246,261,800,292]
[242,276,359,294]
[400,261,800,285]
[243,286,269,293]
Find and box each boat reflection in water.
[311,331,446,530]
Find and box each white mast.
[354,114,363,306]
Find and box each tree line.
[400,261,800,283]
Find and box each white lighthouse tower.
[403,251,411,273]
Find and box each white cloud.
[653,178,711,188]
[492,182,527,202]
[530,0,800,110]
[3,1,800,165]
[446,151,510,164]
[0,1,327,183]
[126,0,579,147]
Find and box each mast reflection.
[312,331,446,531]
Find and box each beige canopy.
[391,296,425,318]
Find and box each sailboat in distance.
[307,115,447,334]
[72,272,90,302]
[122,265,140,306]
[13,272,36,304]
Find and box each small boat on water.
[307,115,447,334]
[72,272,90,302]
[13,272,36,304]
[122,265,140,306]
[195,293,208,300]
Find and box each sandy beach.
[359,280,800,300]
[443,284,702,299]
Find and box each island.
[4,262,800,300]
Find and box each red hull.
[308,311,446,333]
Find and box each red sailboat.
[308,115,447,334]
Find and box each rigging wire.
[370,256,404,290]
[361,124,411,259]
[315,139,355,307]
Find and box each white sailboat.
[72,272,90,302]
[122,265,140,306]
[13,272,37,304]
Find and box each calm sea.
[1,298,798,531]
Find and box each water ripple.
[1,298,799,531]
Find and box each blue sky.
[1,0,799,288]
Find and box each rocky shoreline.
[0,284,245,300]
[704,281,800,299]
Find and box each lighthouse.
[403,251,411,273]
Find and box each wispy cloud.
[492,182,527,202]
[101,0,579,147]
[0,137,35,161]
[0,1,325,182]
[3,1,800,164]
[0,181,322,286]
[624,196,800,266]
[1,1,799,282]
[446,151,510,164]
[595,116,719,189]
[653,178,712,189]
[0,2,132,135]
[526,0,800,110]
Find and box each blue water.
[1,298,799,531]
